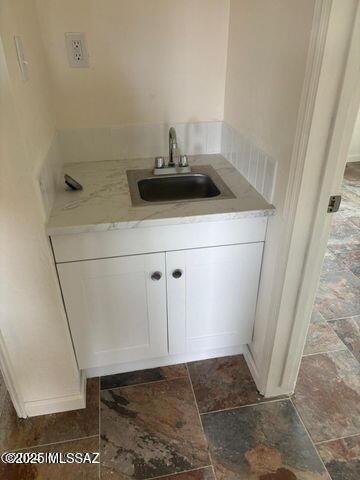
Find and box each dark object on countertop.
[64,174,83,191]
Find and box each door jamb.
[246,0,360,396]
[280,0,360,390]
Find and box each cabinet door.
[57,253,167,369]
[166,243,263,354]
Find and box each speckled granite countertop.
[47,154,275,235]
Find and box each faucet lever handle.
[154,156,165,169]
[179,155,188,167]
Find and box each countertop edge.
[47,207,275,236]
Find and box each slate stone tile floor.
[0,356,334,480]
[296,161,360,479]
[0,164,358,479]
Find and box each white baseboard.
[244,345,297,398]
[262,385,294,398]
[347,154,360,163]
[24,371,86,417]
[243,345,264,394]
[85,345,245,378]
[243,345,294,398]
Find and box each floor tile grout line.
[339,213,360,230]
[302,347,348,357]
[328,314,360,323]
[327,246,360,255]
[328,322,360,367]
[199,396,290,417]
[185,363,218,480]
[314,431,360,446]
[99,374,188,392]
[289,398,332,480]
[210,463,217,480]
[343,346,360,366]
[186,364,218,480]
[1,434,100,454]
[303,316,355,361]
[144,465,214,480]
[324,313,360,322]
[302,327,360,367]
[348,218,360,230]
[319,268,352,279]
[312,303,358,364]
[327,318,353,341]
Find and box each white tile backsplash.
[58,121,222,164]
[248,144,258,186]
[206,122,222,154]
[220,122,277,204]
[263,156,277,203]
[221,122,232,160]
[255,155,266,194]
[38,133,63,218]
[180,122,206,154]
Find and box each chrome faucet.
[153,127,190,175]
[168,127,178,166]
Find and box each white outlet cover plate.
[65,32,89,68]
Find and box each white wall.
[224,0,316,387]
[224,0,315,210]
[35,0,230,129]
[0,0,55,173]
[348,109,360,162]
[0,0,81,410]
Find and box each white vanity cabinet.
[57,253,168,369]
[166,243,263,355]
[52,217,268,372]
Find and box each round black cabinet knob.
[172,269,183,279]
[151,271,162,281]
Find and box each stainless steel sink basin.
[127,165,235,206]
[138,174,220,202]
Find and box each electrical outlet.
[65,33,89,68]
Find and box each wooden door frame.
[245,0,360,396]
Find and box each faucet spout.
[168,127,178,166]
[153,127,190,175]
